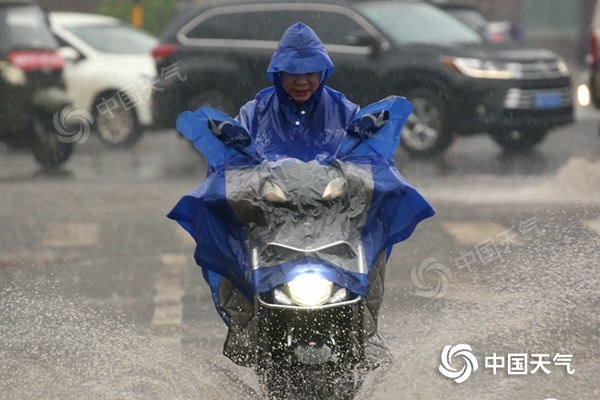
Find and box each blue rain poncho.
[168,23,434,327]
[236,22,360,162]
[169,96,435,325]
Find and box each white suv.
[50,12,158,148]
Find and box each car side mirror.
[58,46,81,63]
[345,31,381,58]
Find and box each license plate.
[534,92,562,109]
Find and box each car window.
[357,2,482,44]
[0,5,57,51]
[185,9,368,45]
[296,11,368,45]
[54,35,70,48]
[64,23,157,54]
[186,11,285,41]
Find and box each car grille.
[26,70,64,84]
[503,87,572,110]
[515,60,566,80]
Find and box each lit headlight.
[441,56,517,79]
[287,275,333,307]
[578,84,591,107]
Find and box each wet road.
[1,109,600,399]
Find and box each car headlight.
[441,56,517,79]
[287,275,334,307]
[0,62,27,86]
[556,57,570,75]
[577,84,591,107]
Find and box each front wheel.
[186,90,238,116]
[183,91,238,151]
[29,112,75,169]
[490,128,548,153]
[93,91,143,148]
[401,88,454,157]
[261,364,356,400]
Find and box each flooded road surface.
[1,117,600,399]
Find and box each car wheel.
[490,128,548,153]
[93,91,143,148]
[29,112,75,169]
[187,90,238,117]
[401,88,453,157]
[183,91,239,153]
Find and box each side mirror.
[176,107,260,167]
[345,31,381,58]
[207,119,253,152]
[58,46,81,63]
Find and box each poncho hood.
[266,22,335,82]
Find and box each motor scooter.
[0,3,76,168]
[168,96,435,399]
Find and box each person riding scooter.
[0,0,76,168]
[169,23,435,381]
[213,22,369,364]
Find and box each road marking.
[152,253,188,349]
[441,220,522,246]
[42,223,99,247]
[153,254,186,325]
[0,252,60,267]
[152,253,186,347]
[583,219,600,237]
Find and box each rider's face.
[281,72,321,103]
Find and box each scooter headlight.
[287,275,334,307]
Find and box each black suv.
[152,0,574,156]
[0,0,75,167]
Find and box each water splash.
[0,285,264,400]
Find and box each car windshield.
[356,2,483,45]
[65,23,157,54]
[447,8,489,31]
[0,5,58,51]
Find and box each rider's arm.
[234,99,257,139]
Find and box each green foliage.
[97,0,177,37]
